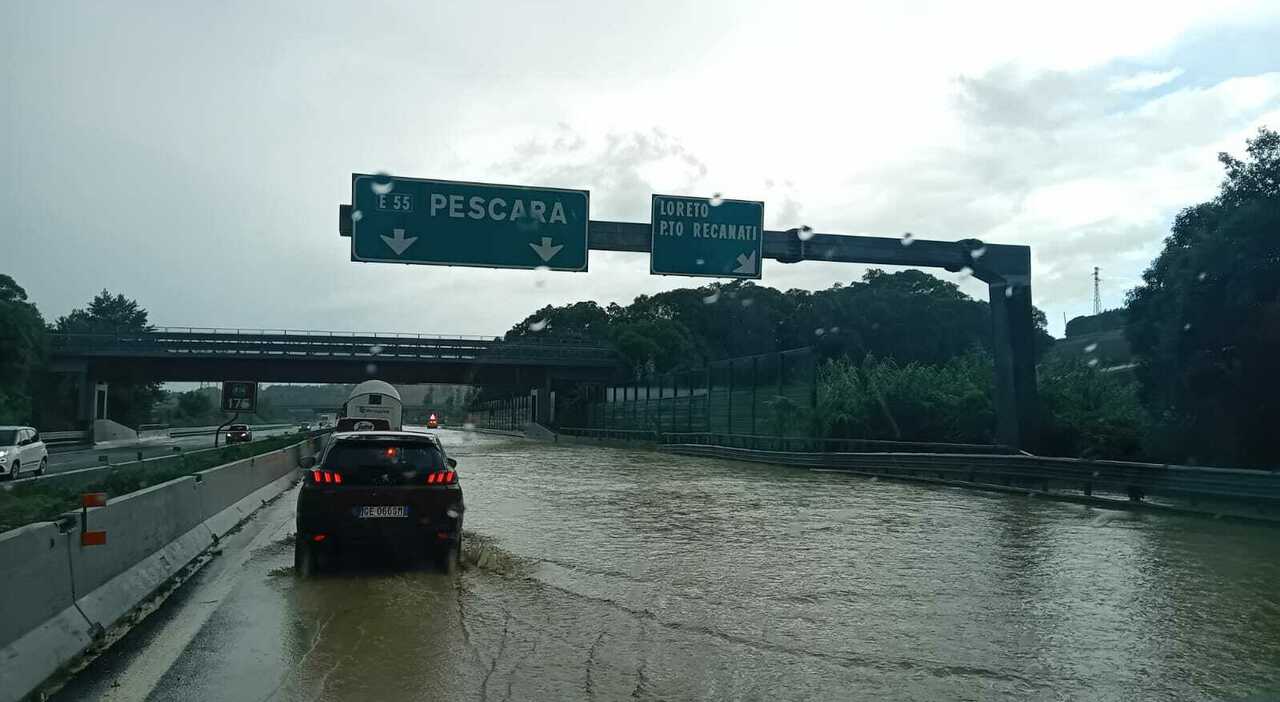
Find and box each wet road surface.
[53,430,1280,701]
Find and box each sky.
[4,0,1280,339]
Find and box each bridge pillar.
[989,281,1039,451]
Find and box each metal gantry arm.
[339,205,1039,449]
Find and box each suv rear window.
[322,439,448,486]
[230,425,248,431]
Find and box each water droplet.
[1005,286,1015,298]
[829,326,840,333]
[1197,272,1207,281]
[1087,358,1099,367]
[369,344,384,355]
[1092,471,1099,477]
[823,248,835,260]
[702,290,721,304]
[535,280,546,289]
[446,508,460,519]
[901,232,914,246]
[1183,323,1192,331]
[529,319,548,332]
[1083,343,1098,353]
[365,363,378,375]
[957,266,973,280]
[534,265,550,273]
[798,225,815,241]
[351,209,364,222]
[814,328,825,336]
[971,245,987,259]
[370,176,394,195]
[741,298,754,307]
[709,193,724,207]
[695,258,705,266]
[463,422,476,432]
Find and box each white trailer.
[341,380,403,431]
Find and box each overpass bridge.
[49,327,621,423]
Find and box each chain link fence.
[574,347,816,437]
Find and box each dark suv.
[295,431,464,575]
[225,424,252,444]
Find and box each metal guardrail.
[660,432,1017,455]
[558,427,661,441]
[48,329,617,364]
[41,430,90,447]
[659,442,1280,522]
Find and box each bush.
[816,353,995,443]
[1037,356,1146,460]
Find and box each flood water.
[55,429,1280,701]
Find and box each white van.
[341,380,403,431]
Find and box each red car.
[225,424,252,444]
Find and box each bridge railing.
[48,329,617,363]
[660,432,1018,455]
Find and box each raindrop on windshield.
[370,174,394,195]
[529,319,549,332]
[741,298,754,307]
[1197,272,1207,281]
[534,265,549,289]
[709,193,724,207]
[695,258,705,266]
[1183,322,1192,331]
[369,344,384,355]
[1005,286,1015,298]
[1083,343,1098,353]
[814,328,825,336]
[1087,358,1099,367]
[798,225,815,241]
[351,210,363,222]
[463,422,476,433]
[901,232,915,246]
[957,266,973,280]
[702,290,721,304]
[365,362,378,375]
[830,326,840,333]
[971,245,987,259]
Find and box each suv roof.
[331,430,441,444]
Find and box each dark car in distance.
[295,431,464,575]
[225,424,252,444]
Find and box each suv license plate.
[357,506,407,519]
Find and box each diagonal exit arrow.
[529,237,563,263]
[380,228,418,256]
[733,250,757,275]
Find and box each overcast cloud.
[4,1,1279,337]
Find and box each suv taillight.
[310,469,343,484]
[426,470,456,485]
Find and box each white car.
[0,426,48,480]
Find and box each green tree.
[0,275,48,424]
[54,290,164,427]
[1037,356,1144,459]
[1126,127,1280,466]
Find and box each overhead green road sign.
[351,175,589,271]
[650,194,764,279]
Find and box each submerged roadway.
[50,429,1280,701]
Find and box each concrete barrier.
[0,435,325,702]
[0,523,96,700]
[92,419,137,443]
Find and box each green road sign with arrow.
[650,194,764,279]
[351,175,589,271]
